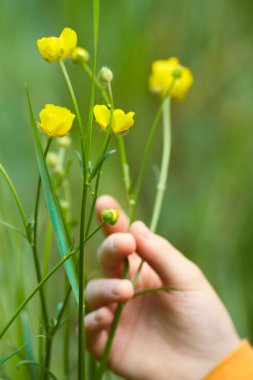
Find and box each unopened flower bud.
[46,152,60,167]
[57,135,71,148]
[59,200,70,212]
[72,47,89,64]
[172,66,183,79]
[101,208,119,225]
[98,66,113,84]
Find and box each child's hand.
[85,195,240,380]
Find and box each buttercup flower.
[149,57,193,100]
[38,104,75,137]
[101,209,119,225]
[93,105,135,134]
[72,47,89,64]
[37,27,77,63]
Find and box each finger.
[86,307,112,358]
[96,195,129,236]
[85,307,114,334]
[130,221,198,285]
[98,232,138,277]
[86,329,109,359]
[86,279,134,310]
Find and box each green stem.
[133,81,175,219]
[0,225,103,341]
[0,164,27,230]
[133,284,180,299]
[117,136,135,222]
[44,285,72,378]
[85,0,100,160]
[150,97,171,232]
[33,139,52,337]
[133,97,172,284]
[0,249,77,341]
[88,126,112,182]
[96,304,124,380]
[78,183,88,380]
[85,171,101,237]
[96,260,129,380]
[59,60,86,164]
[63,290,71,378]
[82,63,110,104]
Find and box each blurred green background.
[1,0,253,378]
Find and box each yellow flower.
[37,27,77,63]
[149,57,194,100]
[93,105,135,134]
[38,104,75,137]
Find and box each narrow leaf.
[16,360,58,379]
[0,336,44,365]
[26,87,79,303]
[21,312,37,380]
[0,220,27,240]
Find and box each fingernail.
[95,309,104,322]
[111,281,121,297]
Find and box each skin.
[85,195,240,380]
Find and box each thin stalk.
[78,5,100,375]
[85,0,100,160]
[0,225,103,341]
[63,291,71,378]
[133,97,172,283]
[133,81,175,218]
[133,284,180,299]
[118,136,135,222]
[44,286,72,377]
[82,63,110,104]
[96,304,124,380]
[33,139,52,339]
[0,164,27,230]
[77,183,87,380]
[59,60,86,164]
[96,261,129,380]
[88,126,112,182]
[150,97,171,232]
[0,249,77,341]
[85,171,101,237]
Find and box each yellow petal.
[59,27,77,59]
[112,109,135,134]
[170,67,194,100]
[93,105,111,131]
[37,37,61,62]
[39,104,75,137]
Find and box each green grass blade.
[16,360,58,379]
[25,87,79,303]
[0,335,44,365]
[0,220,27,240]
[21,312,37,380]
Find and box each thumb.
[130,221,201,286]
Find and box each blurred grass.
[1,0,253,377]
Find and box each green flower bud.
[72,47,89,64]
[98,66,113,84]
[172,66,183,79]
[46,152,60,167]
[59,200,70,212]
[101,208,119,225]
[57,135,71,148]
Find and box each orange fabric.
[203,340,253,380]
